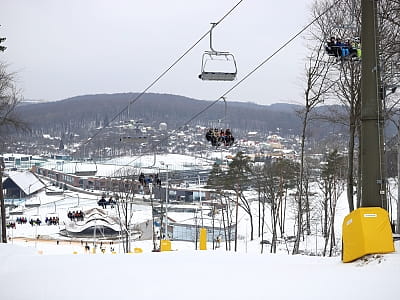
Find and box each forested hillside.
[16,92,343,138]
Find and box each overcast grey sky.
[1,0,315,105]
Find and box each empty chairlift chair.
[199,51,237,81]
[198,23,237,81]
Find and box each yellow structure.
[160,239,171,251]
[199,228,207,250]
[342,207,395,263]
[134,247,143,253]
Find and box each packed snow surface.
[1,173,399,300]
[1,240,399,300]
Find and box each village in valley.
[1,122,309,255]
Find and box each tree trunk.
[220,195,229,251]
[279,186,287,237]
[0,163,7,243]
[323,182,328,238]
[249,212,254,242]
[270,199,279,253]
[304,177,311,235]
[258,189,261,238]
[234,193,239,252]
[347,114,356,212]
[293,109,308,254]
[261,195,266,254]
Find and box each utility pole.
[360,0,386,209]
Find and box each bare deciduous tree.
[0,63,26,137]
[0,62,26,243]
[318,149,346,256]
[293,42,332,254]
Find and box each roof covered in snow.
[5,171,45,195]
[40,154,214,178]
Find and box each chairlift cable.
[81,0,245,149]
[219,0,341,100]
[109,0,341,177]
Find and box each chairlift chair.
[45,212,60,225]
[29,214,42,226]
[198,23,237,81]
[46,212,59,218]
[120,136,148,143]
[199,51,237,81]
[120,126,148,144]
[324,36,361,61]
[204,97,234,147]
[25,196,41,208]
[67,206,84,222]
[68,205,83,212]
[74,160,97,176]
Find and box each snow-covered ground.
[1,180,399,299]
[1,240,399,300]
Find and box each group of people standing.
[326,36,361,59]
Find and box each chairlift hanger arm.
[208,23,231,55]
[209,23,217,53]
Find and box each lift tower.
[342,0,395,262]
[360,0,386,209]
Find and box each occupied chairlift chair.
[119,127,148,144]
[29,214,42,226]
[324,3,360,62]
[199,23,237,81]
[67,194,83,218]
[204,97,235,147]
[45,212,60,225]
[325,37,361,61]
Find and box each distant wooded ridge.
[16,92,347,138]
